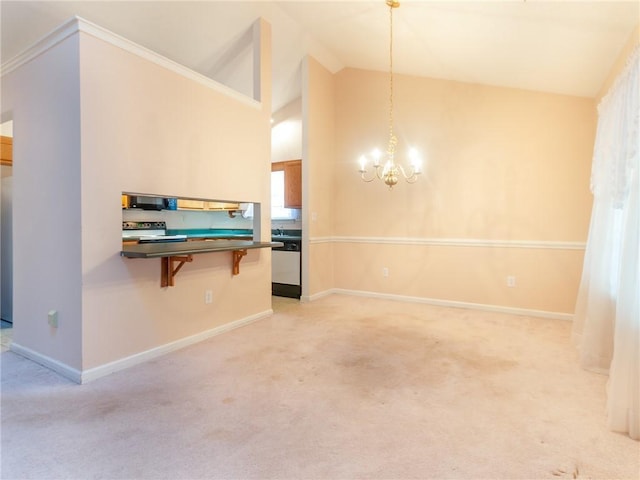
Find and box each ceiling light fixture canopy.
[358,0,422,189]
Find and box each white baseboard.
[11,309,273,384]
[310,288,573,321]
[301,289,334,303]
[11,291,571,384]
[10,343,83,383]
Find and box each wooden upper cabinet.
[177,199,240,211]
[207,202,240,210]
[284,160,302,208]
[273,159,302,209]
[1,136,13,166]
[177,199,206,210]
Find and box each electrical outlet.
[48,310,58,328]
[507,276,516,287]
[204,290,213,304]
[382,267,389,278]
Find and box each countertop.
[164,228,302,241]
[270,235,302,241]
[121,240,283,258]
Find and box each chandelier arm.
[397,163,419,182]
[397,163,410,179]
[404,173,420,184]
[360,170,378,183]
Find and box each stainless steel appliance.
[272,238,301,298]
[122,221,187,243]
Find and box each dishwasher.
[271,239,301,298]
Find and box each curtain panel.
[573,45,639,440]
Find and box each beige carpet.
[1,295,638,479]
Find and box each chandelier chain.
[388,1,395,153]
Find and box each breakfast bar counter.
[121,240,283,287]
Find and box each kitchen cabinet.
[272,159,302,208]
[177,199,206,210]
[207,202,240,210]
[1,136,12,166]
[177,199,240,211]
[284,161,302,208]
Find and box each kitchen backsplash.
[123,208,302,231]
[270,217,302,231]
[123,208,251,229]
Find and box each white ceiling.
[1,1,638,112]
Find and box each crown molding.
[1,16,260,110]
[1,16,79,77]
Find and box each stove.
[122,221,187,243]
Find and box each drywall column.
[78,19,273,376]
[255,18,273,245]
[0,34,83,370]
[302,56,336,300]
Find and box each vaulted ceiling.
[1,1,638,113]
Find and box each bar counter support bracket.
[161,255,193,287]
[232,249,248,275]
[160,249,247,286]
[122,241,281,287]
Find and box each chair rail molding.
[309,236,586,250]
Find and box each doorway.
[1,120,14,331]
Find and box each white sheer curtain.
[572,45,639,440]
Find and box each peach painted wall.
[302,57,335,299]
[272,97,302,163]
[78,22,272,370]
[1,35,83,367]
[330,68,596,315]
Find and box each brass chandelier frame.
[358,0,422,189]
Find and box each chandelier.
[358,0,422,189]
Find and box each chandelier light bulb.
[372,148,382,167]
[408,147,422,173]
[359,155,367,172]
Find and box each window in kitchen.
[271,170,295,219]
